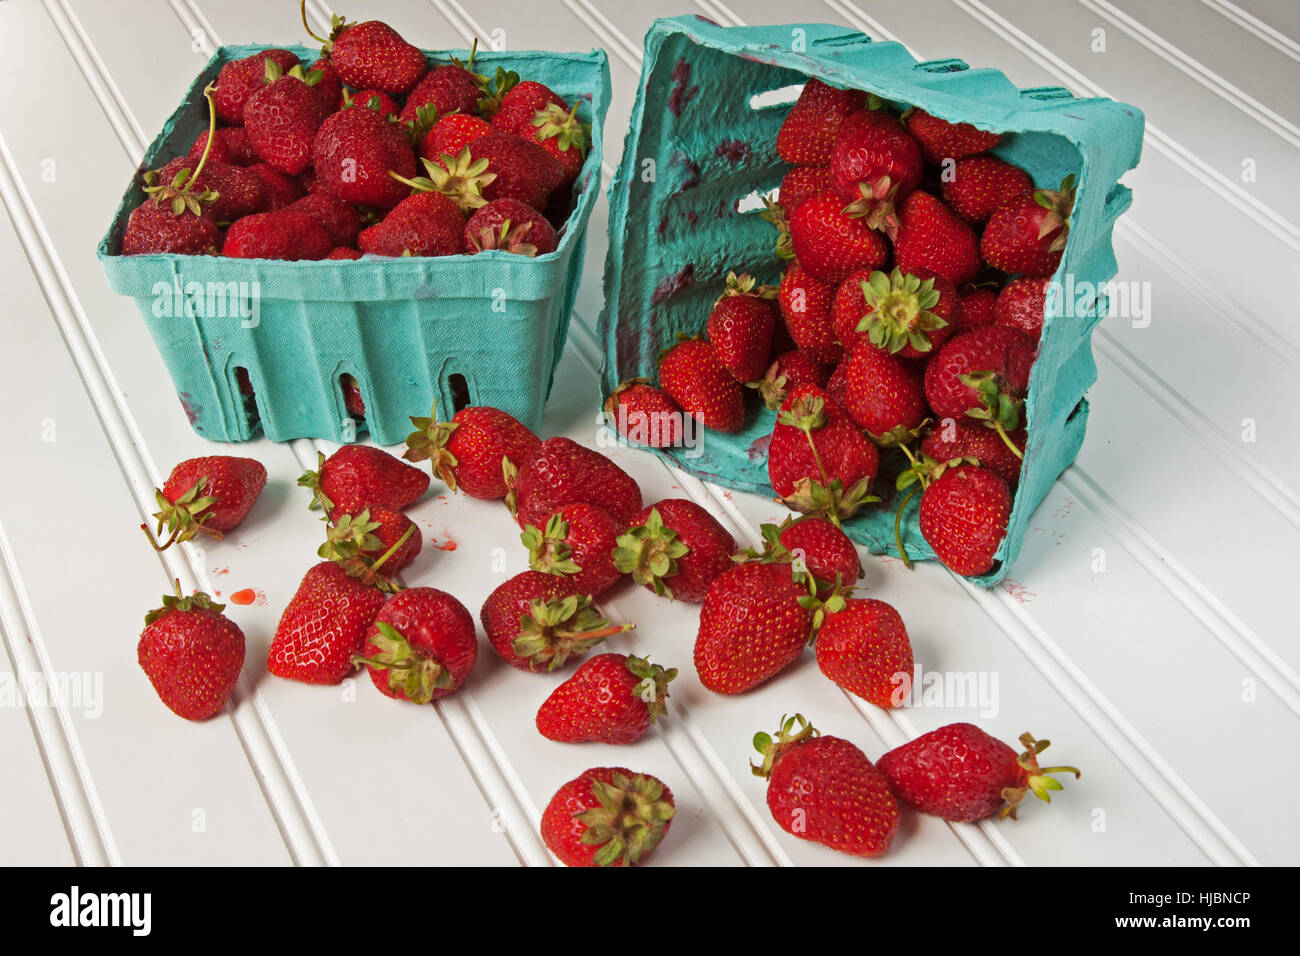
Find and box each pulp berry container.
[98,43,610,446]
[599,16,1145,586]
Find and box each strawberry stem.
[191,84,219,186]
[893,486,917,571]
[300,0,329,45]
[140,522,179,553]
[369,523,415,572]
[994,420,1025,460]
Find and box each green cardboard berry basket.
[598,15,1144,586]
[98,43,610,445]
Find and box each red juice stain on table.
[230,588,258,605]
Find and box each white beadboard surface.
[0,0,1295,866]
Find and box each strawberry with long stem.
[960,370,1025,460]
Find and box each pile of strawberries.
[121,5,589,261]
[609,79,1079,579]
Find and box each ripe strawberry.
[536,653,676,744]
[298,445,430,516]
[420,112,494,164]
[842,341,928,443]
[401,58,485,124]
[752,714,899,857]
[658,337,745,434]
[480,571,630,672]
[491,79,565,132]
[308,56,343,112]
[150,456,267,548]
[267,561,388,684]
[815,598,913,708]
[956,283,998,331]
[312,106,417,209]
[358,192,464,257]
[157,157,265,223]
[320,507,421,577]
[778,165,832,215]
[356,587,477,704]
[529,102,591,190]
[214,49,301,125]
[242,62,329,175]
[468,132,564,210]
[836,267,957,358]
[523,504,623,597]
[981,176,1076,277]
[777,261,840,364]
[342,87,399,119]
[993,276,1051,343]
[743,516,861,597]
[747,350,829,410]
[138,586,244,720]
[922,325,1036,438]
[789,190,889,286]
[509,437,643,528]
[246,163,305,210]
[918,464,1011,576]
[404,404,539,500]
[121,198,219,255]
[189,126,256,167]
[340,373,366,415]
[614,500,736,603]
[940,154,1033,225]
[894,190,980,285]
[464,197,558,256]
[327,246,362,260]
[603,380,684,448]
[287,192,361,247]
[877,723,1080,822]
[825,354,850,409]
[921,418,1026,486]
[223,210,332,260]
[903,108,1001,164]
[694,562,812,694]
[313,15,425,95]
[540,768,675,867]
[776,79,867,165]
[768,384,879,521]
[706,272,777,382]
[830,111,923,238]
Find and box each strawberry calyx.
[296,451,336,513]
[514,595,633,671]
[796,571,854,637]
[1033,174,1077,255]
[403,103,442,145]
[144,578,225,626]
[469,218,540,256]
[892,447,979,570]
[612,507,690,599]
[522,513,583,577]
[502,457,521,519]
[142,84,220,218]
[262,60,323,88]
[777,395,880,525]
[576,771,676,866]
[625,655,677,724]
[148,478,220,550]
[999,732,1081,820]
[323,514,412,592]
[448,39,487,87]
[476,65,520,117]
[391,150,497,211]
[959,371,1025,460]
[844,177,903,241]
[751,713,818,778]
[404,404,464,492]
[856,268,947,355]
[714,270,777,308]
[532,101,590,155]
[760,194,794,260]
[746,359,794,411]
[352,621,453,705]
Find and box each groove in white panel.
[1200,0,1300,61]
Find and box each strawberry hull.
[599,17,1144,586]
[98,44,610,444]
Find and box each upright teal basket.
[599,16,1144,586]
[99,43,611,445]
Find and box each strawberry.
[310,13,426,95]
[614,500,736,603]
[981,176,1076,277]
[956,283,998,331]
[903,108,1001,164]
[214,49,301,125]
[752,714,899,857]
[920,418,1026,486]
[603,380,684,448]
[223,210,332,260]
[242,61,329,175]
[529,102,591,190]
[509,437,643,528]
[420,113,493,164]
[189,126,256,167]
[778,165,832,215]
[940,154,1033,225]
[922,325,1036,455]
[522,504,623,597]
[312,106,417,209]
[789,190,889,286]
[877,723,1080,822]
[298,445,430,516]
[404,404,540,500]
[342,87,399,119]
[464,197,559,256]
[993,276,1051,342]
[706,272,777,382]
[307,56,343,112]
[658,337,745,434]
[918,463,1012,576]
[777,261,840,364]
[842,341,929,444]
[156,157,265,223]
[327,246,362,260]
[491,79,565,132]
[768,384,879,521]
[776,79,867,165]
[467,132,564,210]
[694,562,812,694]
[355,587,477,704]
[747,350,829,410]
[540,768,675,867]
[743,516,861,596]
[320,507,421,578]
[836,267,957,358]
[536,653,676,744]
[246,163,305,210]
[150,456,267,549]
[401,56,486,124]
[267,561,388,684]
[121,198,218,255]
[341,373,366,415]
[894,190,980,285]
[138,585,244,721]
[357,192,464,257]
[287,192,361,247]
[825,354,850,409]
[830,111,923,238]
[390,150,496,214]
[480,571,631,672]
[815,598,913,708]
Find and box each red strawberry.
[941,155,1033,225]
[536,653,676,744]
[922,325,1036,448]
[287,192,361,247]
[529,102,590,190]
[468,132,564,210]
[981,176,1076,277]
[189,126,256,166]
[540,768,675,867]
[420,113,493,164]
[480,571,630,672]
[267,562,388,684]
[777,261,840,364]
[789,190,889,286]
[223,210,332,260]
[327,246,362,260]
[614,500,736,603]
[157,157,266,223]
[246,163,305,210]
[298,445,430,516]
[778,165,832,215]
[877,723,1080,822]
[401,60,485,124]
[308,56,343,112]
[320,507,422,577]
[214,49,301,125]
[894,190,980,285]
[404,404,540,500]
[340,373,366,415]
[956,283,999,331]
[776,79,867,165]
[150,456,267,548]
[312,106,417,209]
[314,16,425,95]
[742,516,861,597]
[357,192,464,257]
[342,87,399,119]
[464,197,558,256]
[658,337,745,434]
[508,437,643,529]
[138,586,244,721]
[748,350,829,411]
[603,380,684,448]
[523,504,623,597]
[830,111,923,238]
[356,587,477,704]
[491,79,566,132]
[768,384,879,521]
[242,62,329,175]
[825,354,850,409]
[121,198,218,255]
[706,272,777,382]
[904,108,1001,164]
[918,464,1011,576]
[752,714,899,857]
[994,276,1051,342]
[694,562,812,694]
[815,598,913,708]
[921,418,1026,486]
[842,341,928,443]
[836,267,957,358]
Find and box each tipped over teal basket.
[99,43,611,446]
[598,16,1144,586]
